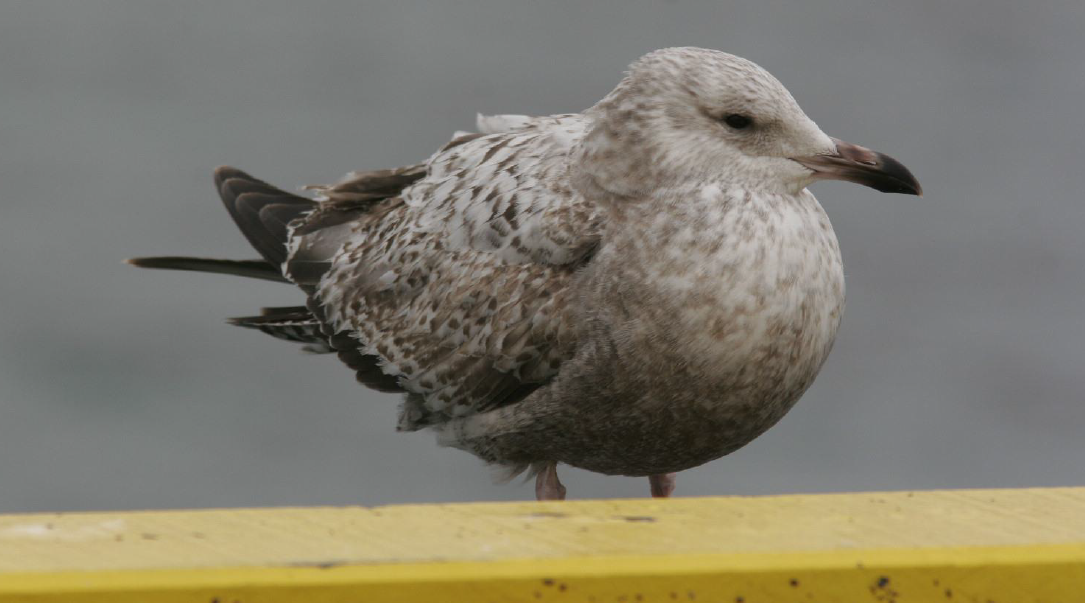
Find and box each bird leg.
[535,462,567,501]
[648,473,677,498]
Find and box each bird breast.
[588,184,845,406]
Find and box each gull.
[129,47,920,501]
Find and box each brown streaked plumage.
[130,47,920,500]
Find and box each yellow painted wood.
[2,487,1085,602]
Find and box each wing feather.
[288,114,603,428]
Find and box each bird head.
[580,47,921,198]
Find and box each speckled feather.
[142,48,863,483]
[288,114,605,431]
[272,48,848,479]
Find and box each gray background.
[2,1,1082,512]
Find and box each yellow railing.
[3,487,1084,602]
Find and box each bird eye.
[722,114,753,130]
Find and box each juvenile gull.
[129,47,920,500]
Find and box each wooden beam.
[3,487,1085,602]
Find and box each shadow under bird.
[129,47,921,500]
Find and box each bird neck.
[594,182,843,305]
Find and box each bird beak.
[793,137,922,196]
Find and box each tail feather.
[125,256,288,283]
[228,306,333,353]
[128,165,416,385]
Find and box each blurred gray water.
[1,1,1083,512]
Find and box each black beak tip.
[876,153,923,196]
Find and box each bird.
[129,47,921,501]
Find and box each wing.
[402,113,598,265]
[287,114,605,429]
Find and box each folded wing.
[288,114,604,429]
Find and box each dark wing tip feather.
[125,256,289,283]
[213,167,316,267]
[213,166,263,193]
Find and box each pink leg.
[648,473,677,498]
[535,462,567,501]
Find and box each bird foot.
[535,462,567,501]
[649,473,677,497]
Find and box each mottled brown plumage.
[130,47,920,500]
